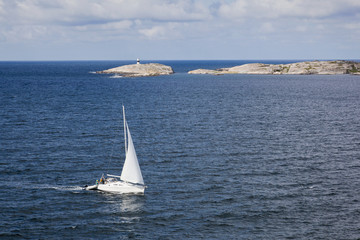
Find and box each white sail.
[120,122,144,185]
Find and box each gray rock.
[97,63,174,77]
[188,60,360,75]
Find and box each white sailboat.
[86,106,145,194]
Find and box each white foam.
[110,74,123,78]
[51,186,84,191]
[3,181,83,191]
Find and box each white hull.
[97,181,145,194]
[85,184,98,190]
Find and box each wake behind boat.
[85,106,145,194]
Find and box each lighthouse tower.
[137,58,140,64]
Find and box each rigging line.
[106,138,116,173]
[106,109,123,174]
[123,105,127,156]
[106,116,120,174]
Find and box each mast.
[123,105,127,155]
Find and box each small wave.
[0,233,24,238]
[89,71,97,74]
[51,186,84,191]
[2,181,84,192]
[110,74,123,78]
[35,184,84,192]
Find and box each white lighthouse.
[137,58,140,64]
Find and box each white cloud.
[0,0,360,60]
[139,26,167,40]
[3,25,48,42]
[217,0,360,19]
[2,0,210,25]
[0,0,4,18]
[139,23,183,40]
[0,0,212,43]
[218,0,247,20]
[74,20,133,32]
[215,0,360,39]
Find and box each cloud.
[215,0,360,39]
[139,26,168,40]
[0,0,359,60]
[0,0,212,43]
[138,22,185,40]
[1,0,210,26]
[218,0,247,20]
[2,0,359,36]
[199,0,359,25]
[218,0,360,19]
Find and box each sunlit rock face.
[188,61,360,75]
[97,63,174,77]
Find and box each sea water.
[1,60,360,239]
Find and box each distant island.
[97,62,174,77]
[188,60,360,75]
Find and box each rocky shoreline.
[96,60,360,77]
[97,63,174,77]
[188,60,360,75]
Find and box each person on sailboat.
[100,176,106,184]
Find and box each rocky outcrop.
[188,60,360,75]
[187,69,223,75]
[97,63,174,77]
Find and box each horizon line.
[1,58,360,62]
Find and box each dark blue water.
[1,60,360,239]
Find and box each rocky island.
[97,62,174,77]
[188,60,360,75]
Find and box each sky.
[0,0,360,61]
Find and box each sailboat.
[85,106,145,194]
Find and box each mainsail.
[120,122,144,185]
